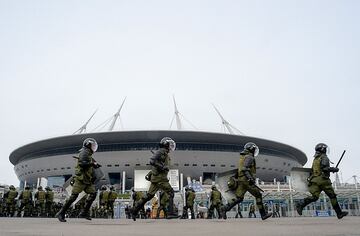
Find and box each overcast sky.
[0,0,359,186]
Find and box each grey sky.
[0,0,359,186]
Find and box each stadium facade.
[9,130,307,190]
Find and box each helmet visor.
[91,142,98,152]
[254,146,259,157]
[169,140,176,151]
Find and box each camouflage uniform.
[296,144,348,219]
[131,147,174,220]
[45,187,54,217]
[99,187,109,218]
[181,188,195,219]
[56,144,100,222]
[222,143,271,220]
[248,204,256,218]
[18,186,33,217]
[156,191,169,218]
[207,187,222,219]
[107,187,117,218]
[132,191,146,219]
[4,185,18,217]
[35,186,46,217]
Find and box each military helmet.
[83,138,98,152]
[45,186,51,191]
[110,186,115,191]
[101,185,107,191]
[159,137,176,151]
[315,143,329,154]
[211,185,217,190]
[9,185,15,190]
[244,142,259,157]
[38,186,43,190]
[25,186,30,190]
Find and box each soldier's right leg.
[222,183,246,219]
[323,183,348,219]
[79,192,96,220]
[190,206,195,219]
[296,183,320,216]
[248,185,271,220]
[56,193,79,222]
[160,182,178,218]
[215,204,222,219]
[181,205,189,219]
[131,183,157,221]
[17,203,24,217]
[207,204,214,219]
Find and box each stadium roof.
[9,130,307,166]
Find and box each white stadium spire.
[212,104,244,135]
[73,109,98,134]
[169,96,198,130]
[108,97,126,131]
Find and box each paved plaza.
[0,217,359,236]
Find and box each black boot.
[220,205,228,219]
[78,210,91,220]
[79,196,95,220]
[191,211,195,220]
[333,203,348,219]
[259,208,272,220]
[296,202,304,216]
[181,207,187,219]
[55,200,73,222]
[131,202,144,221]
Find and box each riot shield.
[216,169,238,203]
[290,167,311,192]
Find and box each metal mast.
[108,97,126,131]
[212,104,244,135]
[173,95,183,130]
[169,96,198,130]
[73,109,98,134]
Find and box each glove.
[93,162,102,169]
[329,167,339,173]
[145,171,152,181]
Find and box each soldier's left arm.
[242,155,256,183]
[322,155,339,173]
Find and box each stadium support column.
[354,175,360,214]
[199,176,203,185]
[122,171,126,194]
[289,178,294,217]
[180,173,183,191]
[322,192,327,211]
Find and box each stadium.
[9,100,307,191]
[9,130,307,190]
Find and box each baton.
[335,150,346,168]
[254,184,264,193]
